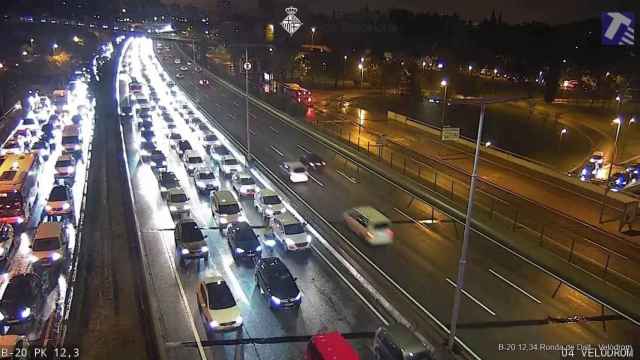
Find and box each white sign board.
[281,6,303,36]
[441,127,460,141]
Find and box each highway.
[151,40,640,359]
[118,39,381,360]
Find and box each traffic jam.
[0,48,105,355]
[117,38,430,359]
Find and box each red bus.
[0,153,41,225]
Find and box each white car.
[167,132,182,148]
[197,276,242,332]
[219,155,242,176]
[193,167,219,194]
[269,213,311,251]
[54,154,77,181]
[29,222,67,265]
[166,187,191,215]
[45,184,74,220]
[343,206,394,246]
[201,133,220,148]
[231,172,256,197]
[1,140,23,156]
[254,188,286,218]
[183,150,206,176]
[280,161,308,183]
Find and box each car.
[255,257,302,309]
[211,191,245,230]
[157,171,180,198]
[20,118,39,137]
[174,218,209,264]
[280,161,308,183]
[625,164,640,183]
[197,276,242,332]
[179,66,189,71]
[343,207,394,245]
[138,140,157,162]
[199,79,210,87]
[0,224,17,271]
[231,172,256,197]
[0,273,45,329]
[30,140,50,160]
[140,129,157,143]
[200,133,220,149]
[219,155,242,176]
[166,187,190,215]
[226,222,262,262]
[268,213,311,251]
[589,151,604,165]
[29,222,67,266]
[137,119,154,131]
[54,154,77,182]
[210,145,230,162]
[176,73,185,79]
[176,140,192,157]
[167,132,182,148]
[579,163,597,182]
[299,153,326,170]
[148,150,168,172]
[609,172,629,192]
[44,184,74,221]
[254,189,286,218]
[182,150,206,176]
[174,58,181,64]
[1,140,23,156]
[193,168,219,194]
[373,324,431,360]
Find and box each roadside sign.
[243,62,252,71]
[441,127,460,141]
[619,201,638,231]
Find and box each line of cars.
[0,75,94,355]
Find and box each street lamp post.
[440,79,448,128]
[311,27,316,45]
[599,93,626,223]
[244,48,251,163]
[358,63,364,88]
[343,55,347,88]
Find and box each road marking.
[249,112,256,119]
[248,129,256,136]
[296,144,311,154]
[445,278,496,316]
[270,145,284,157]
[269,126,279,134]
[308,174,325,187]
[393,207,430,234]
[233,102,240,107]
[489,269,542,304]
[159,232,208,359]
[336,169,358,184]
[226,113,234,118]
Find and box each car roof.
[58,154,74,161]
[259,256,283,269]
[351,206,390,224]
[213,190,237,203]
[274,213,301,226]
[377,324,428,354]
[35,222,63,240]
[203,275,225,286]
[284,161,305,168]
[168,187,186,195]
[259,188,277,197]
[235,172,251,179]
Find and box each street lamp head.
[615,95,621,102]
[485,141,492,147]
[440,80,448,87]
[311,27,316,33]
[561,128,567,135]
[52,43,59,49]
[344,55,347,60]
[612,117,621,125]
[468,65,473,71]
[358,63,363,70]
[630,117,636,124]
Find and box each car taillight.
[385,229,394,239]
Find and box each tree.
[544,66,560,103]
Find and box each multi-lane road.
[141,39,640,359]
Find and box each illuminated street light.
[440,79,448,87]
[121,8,127,13]
[0,63,4,69]
[485,141,492,147]
[437,63,444,69]
[440,79,448,128]
[358,63,364,88]
[468,65,473,72]
[73,36,80,43]
[311,27,316,45]
[52,43,59,49]
[561,128,568,135]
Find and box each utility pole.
[244,48,251,163]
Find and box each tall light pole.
[599,93,626,222]
[244,48,251,163]
[52,43,59,56]
[343,55,347,88]
[358,63,364,88]
[440,79,448,128]
[311,27,316,45]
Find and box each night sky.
[162,0,638,24]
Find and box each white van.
[61,125,82,152]
[343,206,393,245]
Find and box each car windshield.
[170,133,181,140]
[239,178,254,185]
[23,118,35,125]
[56,160,74,167]
[62,136,80,144]
[2,280,31,302]
[33,237,60,251]
[262,195,281,205]
[205,135,217,141]
[293,167,306,173]
[219,203,240,215]
[284,223,305,235]
[180,222,203,242]
[373,223,390,230]
[206,282,236,310]
[188,156,203,164]
[170,193,188,203]
[215,147,229,155]
[49,186,68,201]
[223,159,238,166]
[198,172,215,180]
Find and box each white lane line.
[445,278,496,316]
[248,129,256,136]
[249,112,256,119]
[489,269,542,304]
[296,144,311,154]
[270,145,284,157]
[233,102,240,107]
[159,232,208,359]
[307,174,325,188]
[226,113,234,118]
[269,126,279,134]
[336,169,358,184]
[393,207,430,234]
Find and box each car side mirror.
[204,235,208,239]
[293,277,298,282]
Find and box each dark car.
[137,119,154,131]
[139,140,157,162]
[174,218,209,265]
[40,123,56,145]
[176,140,192,157]
[0,224,17,271]
[299,153,326,170]
[157,171,180,198]
[227,222,262,262]
[71,114,83,125]
[149,150,167,172]
[255,257,302,309]
[0,273,45,330]
[140,129,156,143]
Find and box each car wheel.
[204,255,209,263]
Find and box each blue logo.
[602,12,635,45]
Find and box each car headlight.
[0,312,4,321]
[235,316,243,324]
[20,307,31,319]
[169,206,177,211]
[294,292,302,301]
[306,235,312,242]
[201,246,208,253]
[255,246,262,252]
[51,252,62,261]
[270,296,281,305]
[209,320,219,329]
[45,205,52,211]
[219,217,228,224]
[196,181,205,188]
[265,208,274,215]
[235,248,245,254]
[183,204,191,210]
[238,214,247,222]
[160,186,167,191]
[28,255,39,263]
[181,248,189,255]
[62,203,70,210]
[284,237,294,246]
